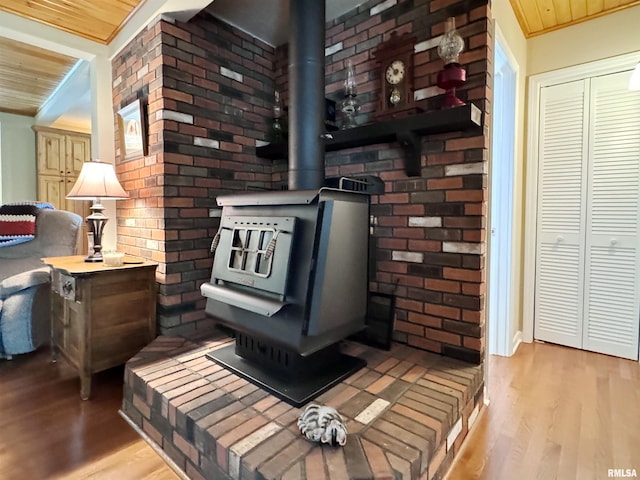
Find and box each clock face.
[385,60,405,85]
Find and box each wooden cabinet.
[34,126,91,217]
[37,175,78,214]
[44,256,158,400]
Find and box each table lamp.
[66,160,129,262]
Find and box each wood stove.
[201,188,368,405]
[201,0,370,406]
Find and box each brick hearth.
[122,332,483,480]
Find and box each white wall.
[522,7,640,344]
[0,113,37,203]
[528,5,640,75]
[489,1,640,340]
[493,0,527,63]
[491,0,528,337]
[90,55,118,250]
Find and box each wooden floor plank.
[0,349,178,480]
[2,341,639,479]
[447,341,640,480]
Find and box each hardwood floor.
[447,341,640,480]
[0,348,177,480]
[2,342,639,479]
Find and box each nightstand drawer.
[53,272,77,301]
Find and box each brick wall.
[112,10,276,335]
[112,21,166,306]
[273,0,492,363]
[112,0,492,364]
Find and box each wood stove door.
[212,215,296,297]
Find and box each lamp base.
[437,63,466,109]
[85,202,108,263]
[84,252,103,263]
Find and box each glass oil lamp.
[340,60,360,129]
[436,17,466,108]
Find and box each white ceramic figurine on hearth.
[297,404,348,447]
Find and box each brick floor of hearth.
[121,330,484,480]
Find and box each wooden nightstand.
[43,255,157,400]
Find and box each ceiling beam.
[36,60,91,128]
[108,0,212,59]
[0,10,106,59]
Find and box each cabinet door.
[37,131,66,176]
[64,178,89,255]
[64,177,89,217]
[66,134,91,176]
[38,175,66,210]
[583,71,640,360]
[534,79,588,349]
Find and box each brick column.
[112,11,276,335]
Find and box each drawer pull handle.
[62,281,73,295]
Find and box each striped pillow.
[0,205,39,247]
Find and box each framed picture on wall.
[117,99,147,160]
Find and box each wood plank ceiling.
[0,0,142,44]
[510,0,640,37]
[0,0,144,116]
[0,37,77,117]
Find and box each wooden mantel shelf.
[255,103,482,176]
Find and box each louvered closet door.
[583,71,640,360]
[534,80,589,348]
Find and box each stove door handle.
[210,227,231,255]
[264,230,280,261]
[210,231,221,254]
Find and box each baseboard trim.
[119,410,189,480]
[512,330,523,355]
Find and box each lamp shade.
[66,160,129,200]
[630,62,640,91]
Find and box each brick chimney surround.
[112,0,492,367]
[116,0,492,477]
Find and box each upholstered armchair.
[0,208,82,358]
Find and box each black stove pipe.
[288,0,325,191]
